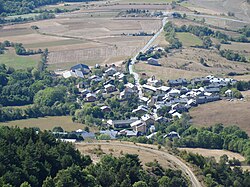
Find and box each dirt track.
[76,141,202,187]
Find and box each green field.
[0,49,39,69]
[176,32,203,47]
[0,116,99,132]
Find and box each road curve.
[76,142,202,187]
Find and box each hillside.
[0,0,95,15]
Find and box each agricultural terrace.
[0,3,167,70]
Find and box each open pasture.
[135,47,250,81]
[0,49,40,69]
[0,116,98,132]
[190,91,250,136]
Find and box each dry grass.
[178,148,246,162]
[76,142,177,169]
[190,91,250,136]
[135,47,250,81]
[135,63,206,81]
[0,116,99,132]
[189,0,250,24]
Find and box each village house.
[157,86,171,94]
[80,89,91,97]
[196,95,220,104]
[107,118,138,129]
[85,93,97,102]
[73,129,95,139]
[105,67,117,76]
[168,78,188,87]
[71,64,90,75]
[191,77,210,85]
[120,87,136,99]
[167,89,181,97]
[147,57,161,66]
[101,106,111,113]
[100,130,118,139]
[132,105,149,115]
[118,129,138,137]
[104,84,116,93]
[141,114,155,126]
[142,84,158,94]
[125,83,138,91]
[130,120,147,133]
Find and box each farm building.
[71,64,90,75]
[147,58,161,66]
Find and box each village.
[54,59,241,142]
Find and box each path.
[76,142,202,187]
[128,17,168,98]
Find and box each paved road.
[128,17,168,97]
[77,142,202,187]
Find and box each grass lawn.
[0,49,39,69]
[176,32,203,47]
[0,116,99,132]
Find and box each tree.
[52,126,64,132]
[0,73,8,86]
[133,181,148,187]
[203,37,212,48]
[20,182,31,187]
[34,87,66,107]
[158,176,170,187]
[42,176,55,187]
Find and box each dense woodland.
[0,127,189,187]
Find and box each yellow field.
[190,91,250,136]
[0,116,99,132]
[179,148,245,162]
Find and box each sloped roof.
[71,64,90,71]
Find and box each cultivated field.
[179,148,246,162]
[0,116,98,132]
[0,3,164,70]
[190,91,250,136]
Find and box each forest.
[0,127,189,187]
[0,0,97,15]
[180,151,250,187]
